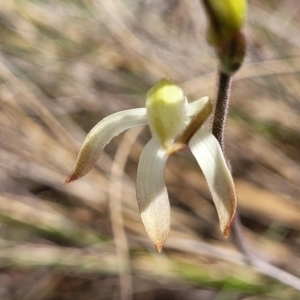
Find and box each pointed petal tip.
[63,173,81,185]
[63,176,72,186]
[150,233,168,253]
[222,209,236,238]
[223,226,231,239]
[155,242,165,253]
[149,230,168,253]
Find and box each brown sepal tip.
[155,243,164,253]
[63,174,77,185]
[223,211,236,238]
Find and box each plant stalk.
[212,70,254,262]
[211,70,300,291]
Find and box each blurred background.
[0,0,300,299]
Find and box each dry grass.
[0,0,300,299]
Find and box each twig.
[212,70,300,291]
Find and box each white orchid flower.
[64,79,237,252]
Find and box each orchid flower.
[64,79,237,252]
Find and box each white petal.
[65,108,147,184]
[187,96,210,118]
[189,127,237,237]
[136,137,170,252]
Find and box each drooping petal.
[65,108,147,184]
[136,137,170,252]
[189,127,237,237]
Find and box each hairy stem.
[212,71,254,260]
[212,72,232,149]
[211,70,300,291]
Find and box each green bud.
[203,0,247,47]
[146,79,186,149]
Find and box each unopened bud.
[203,0,247,47]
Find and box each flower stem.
[212,72,232,150]
[211,70,300,291]
[212,71,255,262]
